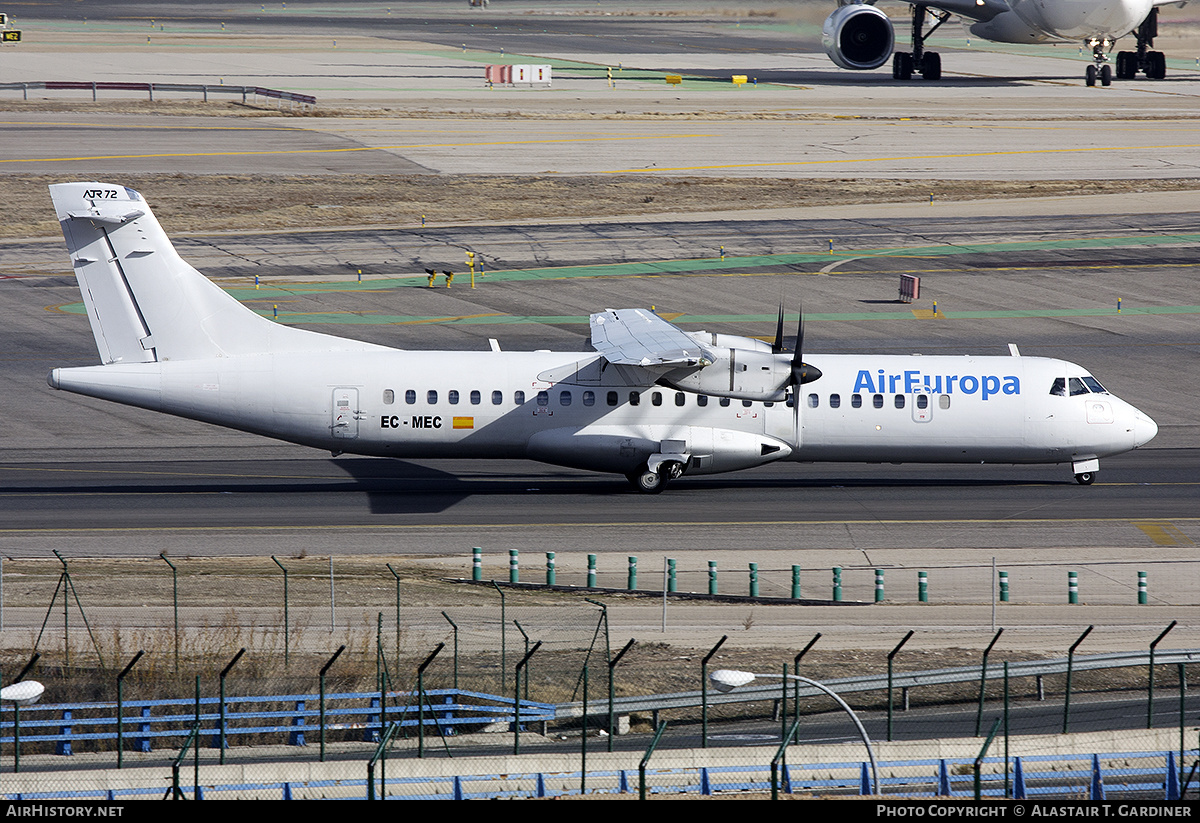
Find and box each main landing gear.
[628,460,686,494]
[1074,471,1096,485]
[1115,8,1167,80]
[892,3,949,81]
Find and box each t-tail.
[48,181,381,364]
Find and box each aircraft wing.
[589,308,714,369]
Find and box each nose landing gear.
[1085,40,1113,87]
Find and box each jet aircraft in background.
[821,0,1180,85]
[46,182,1156,493]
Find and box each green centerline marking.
[49,231,1200,324]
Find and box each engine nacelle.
[822,3,894,71]
[686,330,774,354]
[664,347,792,403]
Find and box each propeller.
[778,303,822,386]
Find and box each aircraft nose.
[1133,410,1158,448]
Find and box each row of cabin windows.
[381,389,756,407]
[382,388,951,410]
[807,393,952,410]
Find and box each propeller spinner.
[783,305,822,386]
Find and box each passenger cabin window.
[652,392,663,407]
[719,398,731,407]
[470,390,481,405]
[742,400,753,408]
[872,394,884,409]
[807,394,819,409]
[830,394,841,409]
[675,392,685,407]
[894,395,905,409]
[492,391,503,405]
[698,395,708,407]
[851,394,863,409]
[607,391,618,406]
[559,390,572,406]
[939,395,951,409]
[537,391,549,406]
[448,390,460,405]
[514,390,525,405]
[427,390,438,404]
[583,391,595,406]
[629,391,640,406]
[916,394,929,409]
[406,390,416,405]
[383,390,394,405]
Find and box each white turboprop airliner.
[47,182,1157,493]
[821,0,1179,85]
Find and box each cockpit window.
[1081,376,1107,394]
[1069,377,1088,396]
[1050,378,1066,396]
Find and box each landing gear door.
[332,387,360,439]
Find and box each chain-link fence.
[1,555,1197,800]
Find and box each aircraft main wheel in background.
[630,467,667,494]
[1115,51,1135,79]
[1100,64,1112,86]
[921,52,941,81]
[1148,51,1166,79]
[1075,472,1096,485]
[893,52,913,80]
[1085,65,1097,86]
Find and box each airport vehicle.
[46,182,1157,493]
[822,0,1177,85]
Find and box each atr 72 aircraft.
[47,182,1157,493]
[821,0,1179,85]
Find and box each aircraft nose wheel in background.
[1075,472,1096,485]
[1086,39,1114,86]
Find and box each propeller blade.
[790,307,822,385]
[772,303,786,353]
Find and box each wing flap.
[590,309,714,369]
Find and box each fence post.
[833,566,842,601]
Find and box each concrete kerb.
[2,728,1186,798]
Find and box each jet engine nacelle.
[822,3,894,70]
[665,347,792,403]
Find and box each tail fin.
[50,182,379,364]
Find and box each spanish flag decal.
[452,417,474,430]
